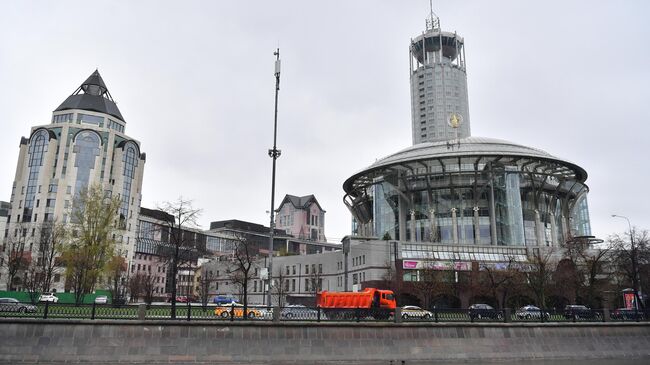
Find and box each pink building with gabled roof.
[275,194,326,242]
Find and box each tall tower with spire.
[409,8,470,144]
[2,70,146,292]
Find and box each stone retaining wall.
[0,319,649,364]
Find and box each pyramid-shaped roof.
[54,70,125,122]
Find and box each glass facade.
[73,131,101,197]
[120,144,137,219]
[23,130,50,222]
[344,146,591,247]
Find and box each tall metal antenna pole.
[267,48,281,307]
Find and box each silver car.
[281,305,321,320]
[515,305,550,320]
[0,298,37,313]
[401,305,433,319]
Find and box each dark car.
[611,308,646,321]
[563,305,601,320]
[468,304,502,320]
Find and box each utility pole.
[267,49,281,307]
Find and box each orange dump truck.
[317,288,396,320]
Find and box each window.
[66,186,71,194]
[286,266,289,275]
[305,278,309,292]
[284,279,290,291]
[291,279,295,291]
[305,265,309,274]
[292,265,296,275]
[46,199,55,208]
[362,255,365,265]
[318,264,322,274]
[77,113,104,126]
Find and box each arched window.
[120,144,138,220]
[73,131,101,197]
[23,130,50,222]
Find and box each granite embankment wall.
[0,319,649,364]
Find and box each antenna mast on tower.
[426,0,440,31]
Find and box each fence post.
[394,307,402,323]
[43,301,49,319]
[355,307,360,323]
[434,307,439,323]
[137,303,146,320]
[187,302,191,321]
[317,307,321,323]
[230,306,234,321]
[504,308,510,323]
[540,307,545,323]
[91,302,96,320]
[272,307,280,322]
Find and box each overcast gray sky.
[1,0,648,242]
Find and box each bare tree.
[411,267,450,310]
[197,266,214,308]
[141,273,156,306]
[307,265,323,297]
[609,229,649,309]
[480,258,526,309]
[36,221,65,293]
[228,234,256,318]
[105,255,127,303]
[270,267,287,307]
[22,261,42,304]
[156,197,202,319]
[128,273,144,303]
[62,184,122,305]
[559,237,612,307]
[526,247,557,308]
[2,221,29,291]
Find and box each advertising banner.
[402,260,471,271]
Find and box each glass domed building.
[343,137,591,247]
[343,12,591,248]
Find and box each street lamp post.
[267,49,282,307]
[611,214,644,309]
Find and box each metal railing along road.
[1,301,649,324]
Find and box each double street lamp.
[611,214,644,310]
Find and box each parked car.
[213,296,239,305]
[281,304,321,320]
[0,298,38,313]
[563,305,601,320]
[94,295,108,304]
[167,296,193,303]
[112,297,127,306]
[38,293,59,303]
[468,304,502,320]
[401,305,433,319]
[214,302,262,319]
[515,305,550,320]
[611,308,646,321]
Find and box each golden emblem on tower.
[448,113,462,128]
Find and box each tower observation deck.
[410,11,470,145]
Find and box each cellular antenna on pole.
[267,48,281,307]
